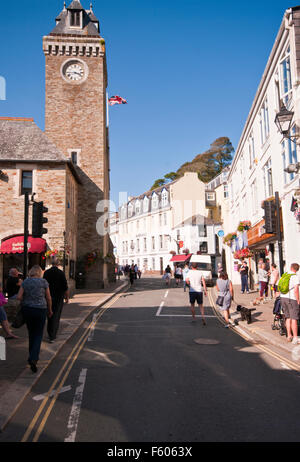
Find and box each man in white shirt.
[281,263,300,344]
[186,263,208,325]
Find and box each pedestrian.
[185,262,208,325]
[175,265,183,287]
[217,263,223,278]
[164,265,172,286]
[258,263,269,300]
[239,261,249,294]
[17,265,53,373]
[5,268,22,299]
[216,272,235,328]
[270,264,279,299]
[43,256,69,344]
[183,264,190,292]
[129,264,135,286]
[138,269,142,279]
[0,282,18,339]
[279,263,300,344]
[134,264,138,280]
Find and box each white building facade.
[113,172,223,274]
[223,6,300,285]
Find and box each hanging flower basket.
[237,221,252,232]
[43,249,64,261]
[234,248,253,260]
[183,248,190,255]
[223,233,237,246]
[82,250,103,271]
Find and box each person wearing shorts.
[186,263,208,325]
[280,263,300,345]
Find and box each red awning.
[170,254,192,263]
[0,235,47,254]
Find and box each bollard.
[0,336,6,360]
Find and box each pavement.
[0,277,129,432]
[211,284,299,356]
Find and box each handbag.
[11,307,25,329]
[216,295,225,306]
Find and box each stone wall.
[44,36,109,288]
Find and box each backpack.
[278,273,294,295]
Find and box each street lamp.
[284,162,300,175]
[275,103,295,140]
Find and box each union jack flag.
[108,95,127,106]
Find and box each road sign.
[217,230,225,238]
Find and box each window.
[71,151,78,165]
[152,237,155,251]
[21,171,32,195]
[248,132,255,168]
[280,47,292,106]
[121,206,127,221]
[128,203,133,218]
[152,194,158,210]
[137,239,140,252]
[260,98,270,145]
[159,235,163,250]
[161,189,168,207]
[164,213,167,226]
[70,11,81,27]
[143,197,149,213]
[144,238,147,252]
[282,128,298,183]
[206,193,215,201]
[135,201,141,215]
[159,214,162,226]
[263,159,273,198]
[152,258,156,270]
[224,184,229,199]
[198,225,207,238]
[251,180,258,215]
[199,242,208,254]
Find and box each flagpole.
[106,91,109,128]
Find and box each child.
[0,283,18,339]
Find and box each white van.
[189,255,213,286]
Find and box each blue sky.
[1,0,299,205]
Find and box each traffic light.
[32,201,48,238]
[262,200,276,234]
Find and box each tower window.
[71,152,78,165]
[70,11,81,27]
[21,171,32,195]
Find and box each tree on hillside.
[151,179,166,191]
[150,136,234,190]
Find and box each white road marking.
[281,362,292,370]
[64,368,88,443]
[88,313,98,342]
[164,291,169,299]
[33,386,72,402]
[156,302,165,317]
[84,348,119,367]
[159,315,217,318]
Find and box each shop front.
[247,220,279,287]
[0,235,47,287]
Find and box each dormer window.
[161,189,168,207]
[70,10,82,27]
[152,193,159,210]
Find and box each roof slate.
[0,119,66,162]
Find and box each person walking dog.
[17,265,53,373]
[216,273,235,328]
[44,256,69,344]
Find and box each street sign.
[217,230,225,238]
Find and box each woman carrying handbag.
[216,272,235,328]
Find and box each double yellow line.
[208,289,300,373]
[21,291,124,443]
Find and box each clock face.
[62,60,87,83]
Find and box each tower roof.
[50,1,100,37]
[67,0,84,10]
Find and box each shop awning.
[170,254,192,263]
[0,235,47,254]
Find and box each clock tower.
[43,0,110,288]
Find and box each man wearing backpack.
[279,263,300,344]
